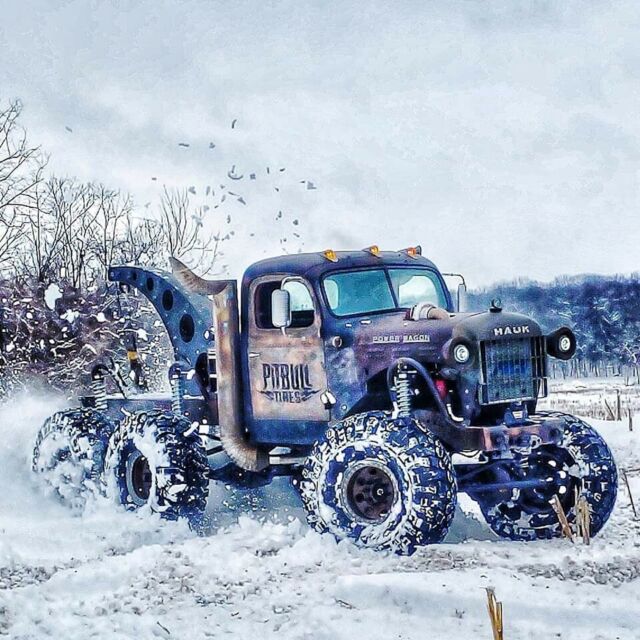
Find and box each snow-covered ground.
[541,378,640,423]
[1,393,639,639]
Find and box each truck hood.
[334,308,543,374]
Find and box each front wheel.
[104,411,209,526]
[475,413,618,541]
[299,412,457,555]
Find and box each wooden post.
[485,588,504,640]
[551,495,575,542]
[616,389,622,421]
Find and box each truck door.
[246,275,329,444]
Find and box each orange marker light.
[404,246,422,258]
[365,245,381,257]
[322,249,338,262]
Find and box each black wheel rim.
[345,464,397,522]
[518,447,576,514]
[126,450,153,505]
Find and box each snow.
[1,392,639,639]
[43,284,62,311]
[61,310,79,323]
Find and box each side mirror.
[271,288,291,329]
[456,282,468,313]
[442,272,468,313]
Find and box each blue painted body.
[108,265,214,397]
[239,251,454,446]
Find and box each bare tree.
[51,178,100,288]
[20,178,64,283]
[118,215,163,268]
[18,177,100,287]
[0,100,45,272]
[158,187,217,273]
[0,206,25,273]
[89,185,133,281]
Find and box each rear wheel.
[475,413,617,541]
[300,412,457,555]
[32,409,115,511]
[104,410,209,525]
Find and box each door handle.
[249,352,261,358]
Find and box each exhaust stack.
[212,281,268,472]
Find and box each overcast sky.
[2,1,639,286]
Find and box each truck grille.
[479,336,547,405]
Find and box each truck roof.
[242,249,442,283]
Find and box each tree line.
[0,101,221,286]
[0,99,226,396]
[469,274,640,383]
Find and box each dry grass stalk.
[622,470,638,520]
[485,587,504,640]
[551,495,575,543]
[603,398,616,421]
[575,492,591,545]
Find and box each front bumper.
[468,414,565,453]
[415,410,566,453]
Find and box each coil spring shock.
[170,364,185,415]
[394,365,414,417]
[91,368,108,412]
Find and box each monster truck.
[32,247,618,553]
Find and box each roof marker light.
[404,246,422,258]
[322,249,338,262]
[364,245,381,257]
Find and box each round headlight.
[453,343,471,364]
[558,335,572,353]
[548,327,577,360]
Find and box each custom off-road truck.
[33,247,618,554]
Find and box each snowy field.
[541,379,640,424]
[1,393,639,640]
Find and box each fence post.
[616,389,622,421]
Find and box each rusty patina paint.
[213,281,268,471]
[246,274,329,423]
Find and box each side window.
[254,281,281,329]
[283,280,315,328]
[254,279,315,329]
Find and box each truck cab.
[241,247,452,447]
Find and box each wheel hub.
[126,450,153,506]
[517,448,576,515]
[344,463,397,523]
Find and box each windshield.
[323,268,447,317]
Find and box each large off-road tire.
[104,410,209,525]
[32,408,115,511]
[476,413,618,541]
[299,411,457,555]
